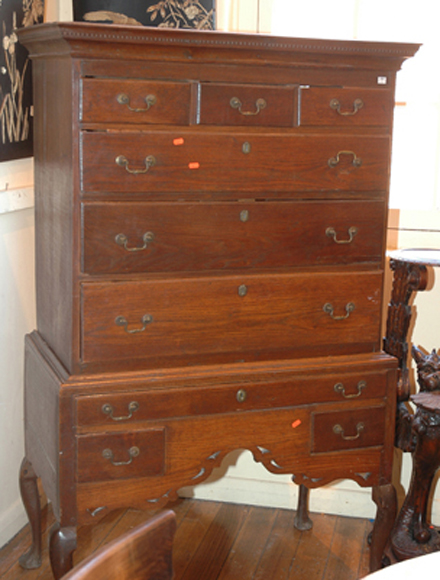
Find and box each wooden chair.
[62,510,176,580]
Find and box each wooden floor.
[0,498,372,580]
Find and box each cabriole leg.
[18,457,42,569]
[370,483,397,572]
[49,525,77,580]
[294,484,313,530]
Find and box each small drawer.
[80,78,193,125]
[75,369,389,428]
[81,199,385,275]
[77,428,165,483]
[80,131,390,196]
[300,87,393,127]
[312,406,385,453]
[80,270,383,365]
[199,83,298,127]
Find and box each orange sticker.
[173,138,184,146]
[291,420,302,429]
[188,162,200,170]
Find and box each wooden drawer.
[199,83,298,127]
[81,199,385,275]
[80,131,390,195]
[80,270,383,365]
[80,78,193,125]
[312,406,385,453]
[300,87,393,127]
[77,428,165,483]
[75,370,389,427]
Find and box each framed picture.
[73,0,215,30]
[0,0,44,162]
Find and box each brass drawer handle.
[115,314,153,334]
[115,232,155,252]
[323,302,355,320]
[102,401,140,421]
[334,381,367,399]
[330,98,364,116]
[333,422,364,441]
[326,226,358,244]
[230,96,267,116]
[117,93,157,112]
[115,154,156,174]
[102,446,140,466]
[328,151,362,168]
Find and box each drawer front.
[80,131,390,195]
[199,83,298,127]
[77,428,165,483]
[312,406,385,452]
[81,200,386,275]
[300,87,393,127]
[80,78,193,125]
[75,370,390,427]
[81,270,383,364]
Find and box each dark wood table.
[384,249,440,562]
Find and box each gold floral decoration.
[147,0,214,30]
[1,0,44,149]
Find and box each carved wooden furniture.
[63,510,175,580]
[17,22,419,578]
[384,249,440,562]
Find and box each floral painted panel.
[0,0,44,161]
[73,0,215,30]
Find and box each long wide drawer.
[80,131,390,195]
[75,369,391,428]
[81,199,386,275]
[80,270,383,365]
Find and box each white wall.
[1,0,439,551]
[0,159,35,547]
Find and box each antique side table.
[384,249,440,562]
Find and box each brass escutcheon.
[102,446,140,466]
[240,210,249,222]
[102,401,140,421]
[117,93,157,112]
[334,381,367,399]
[326,226,358,244]
[230,96,267,116]
[242,142,252,154]
[236,389,247,403]
[333,422,364,441]
[238,284,248,297]
[115,231,155,252]
[330,97,364,116]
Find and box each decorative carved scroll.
[383,258,428,403]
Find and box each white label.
[377,76,388,85]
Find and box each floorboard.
[0,499,372,580]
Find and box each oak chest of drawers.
[17,22,419,578]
